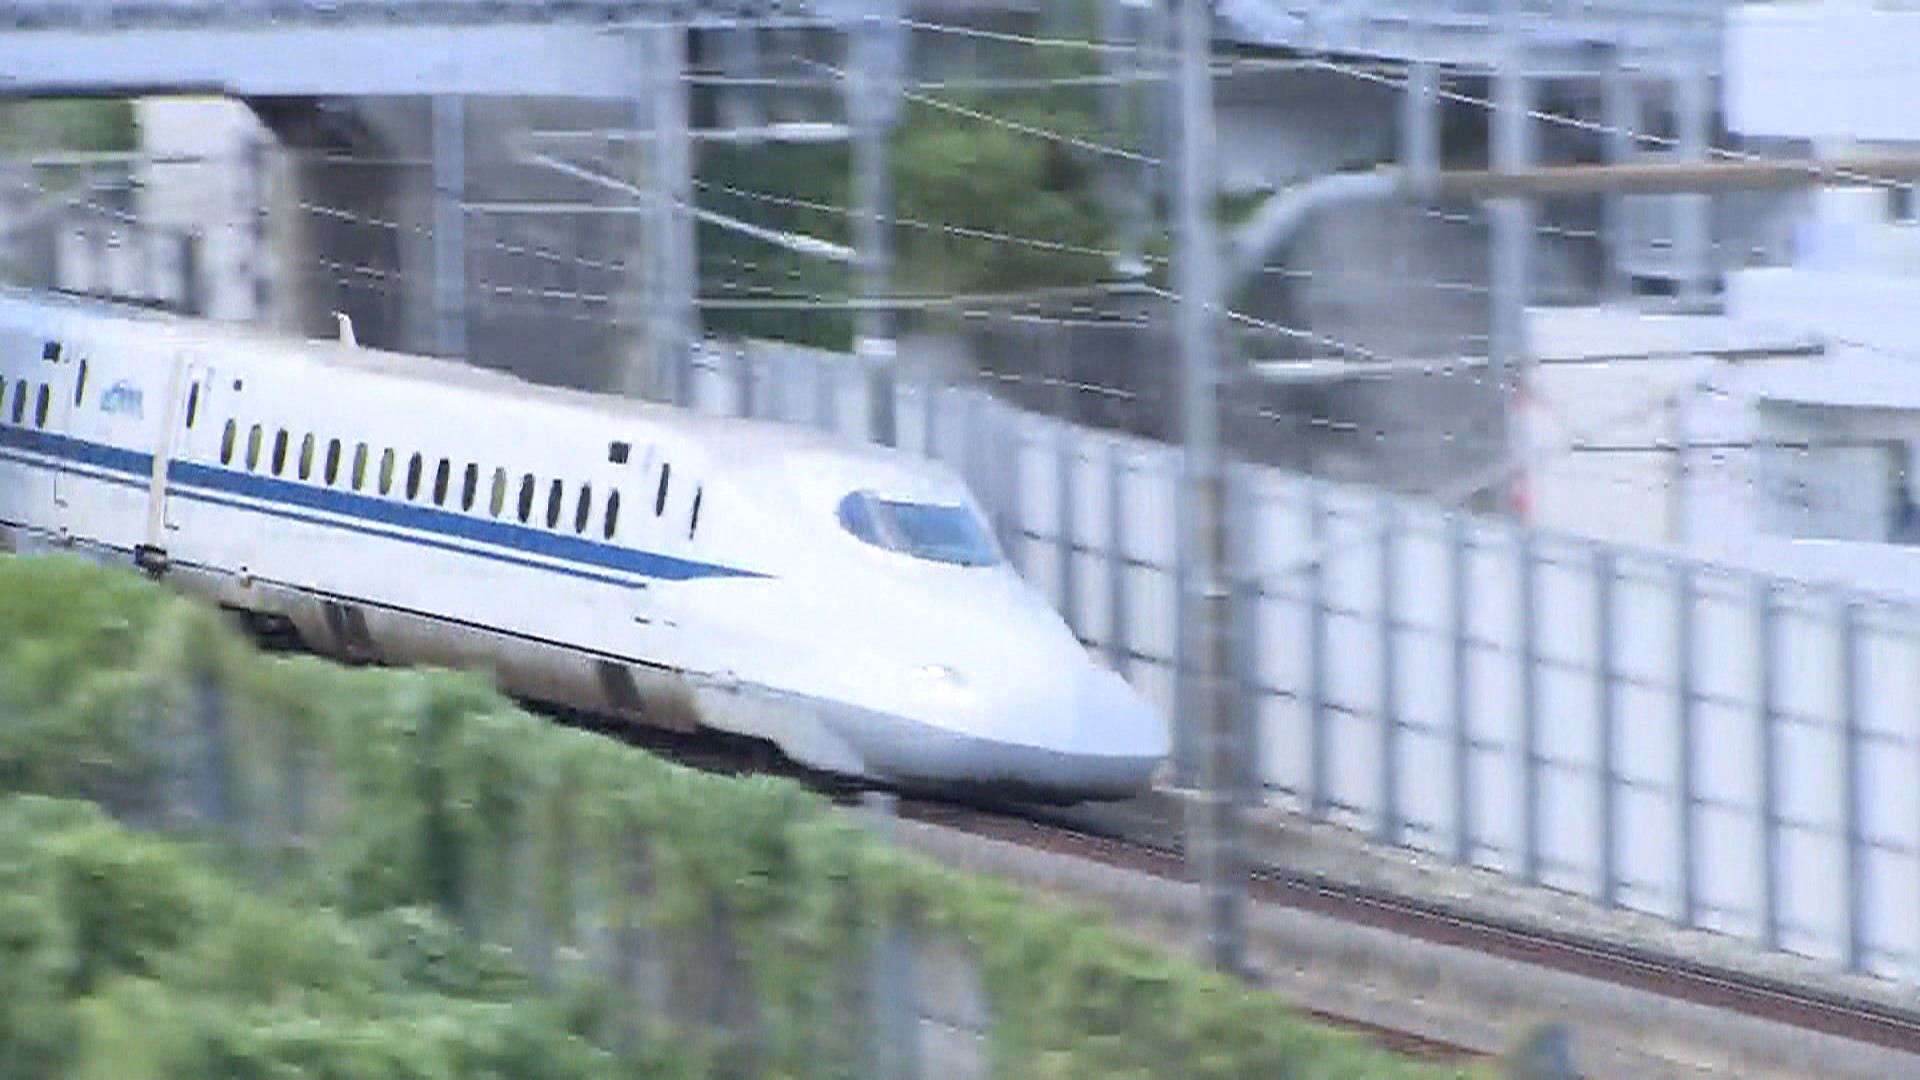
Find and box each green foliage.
[0,99,140,155]
[695,38,1120,352]
[0,553,1495,1080]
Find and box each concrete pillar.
[431,94,467,358]
[1601,52,1638,299]
[1674,62,1715,305]
[1400,60,1440,201]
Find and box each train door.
[45,356,76,534]
[138,352,207,572]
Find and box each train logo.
[98,379,143,419]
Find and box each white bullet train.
[0,287,1168,803]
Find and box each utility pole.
[1490,2,1534,519]
[1174,0,1245,979]
[850,0,903,446]
[647,16,696,408]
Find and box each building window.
[1891,185,1918,224]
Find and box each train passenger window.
[246,425,262,470]
[604,490,621,539]
[406,453,423,501]
[574,484,592,534]
[10,382,24,424]
[73,359,87,406]
[352,443,368,491]
[608,440,630,464]
[186,383,200,429]
[324,439,342,486]
[34,384,48,428]
[298,434,315,481]
[271,429,288,476]
[654,463,671,516]
[689,487,703,540]
[545,480,563,529]
[489,468,507,518]
[431,458,450,507]
[220,420,237,465]
[517,475,535,523]
[460,463,478,512]
[379,449,396,496]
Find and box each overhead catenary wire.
[14,11,1909,566]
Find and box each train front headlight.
[910,663,975,705]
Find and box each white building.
[131,96,275,324]
[1526,0,1920,601]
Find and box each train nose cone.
[1056,661,1169,798]
[1077,663,1171,761]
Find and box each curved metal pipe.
[1225,170,1398,290]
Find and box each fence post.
[1757,580,1782,951]
[1230,463,1262,808]
[1840,597,1868,974]
[1105,439,1131,676]
[1451,511,1475,865]
[1376,492,1401,847]
[1056,422,1079,637]
[193,665,231,833]
[999,410,1024,576]
[1596,549,1619,909]
[1520,530,1542,886]
[1172,452,1193,790]
[1676,562,1699,929]
[863,792,919,1080]
[1306,481,1329,819]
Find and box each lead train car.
[0,289,1167,803]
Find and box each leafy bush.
[0,554,1493,1080]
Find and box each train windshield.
[837,491,1001,567]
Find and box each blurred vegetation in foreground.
[0,553,1494,1080]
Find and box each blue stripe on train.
[0,425,767,584]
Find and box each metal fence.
[688,338,1920,989]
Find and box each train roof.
[0,286,934,474]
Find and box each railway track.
[528,705,1920,1068]
[895,797,1920,1063]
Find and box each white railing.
[690,336,1920,988]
